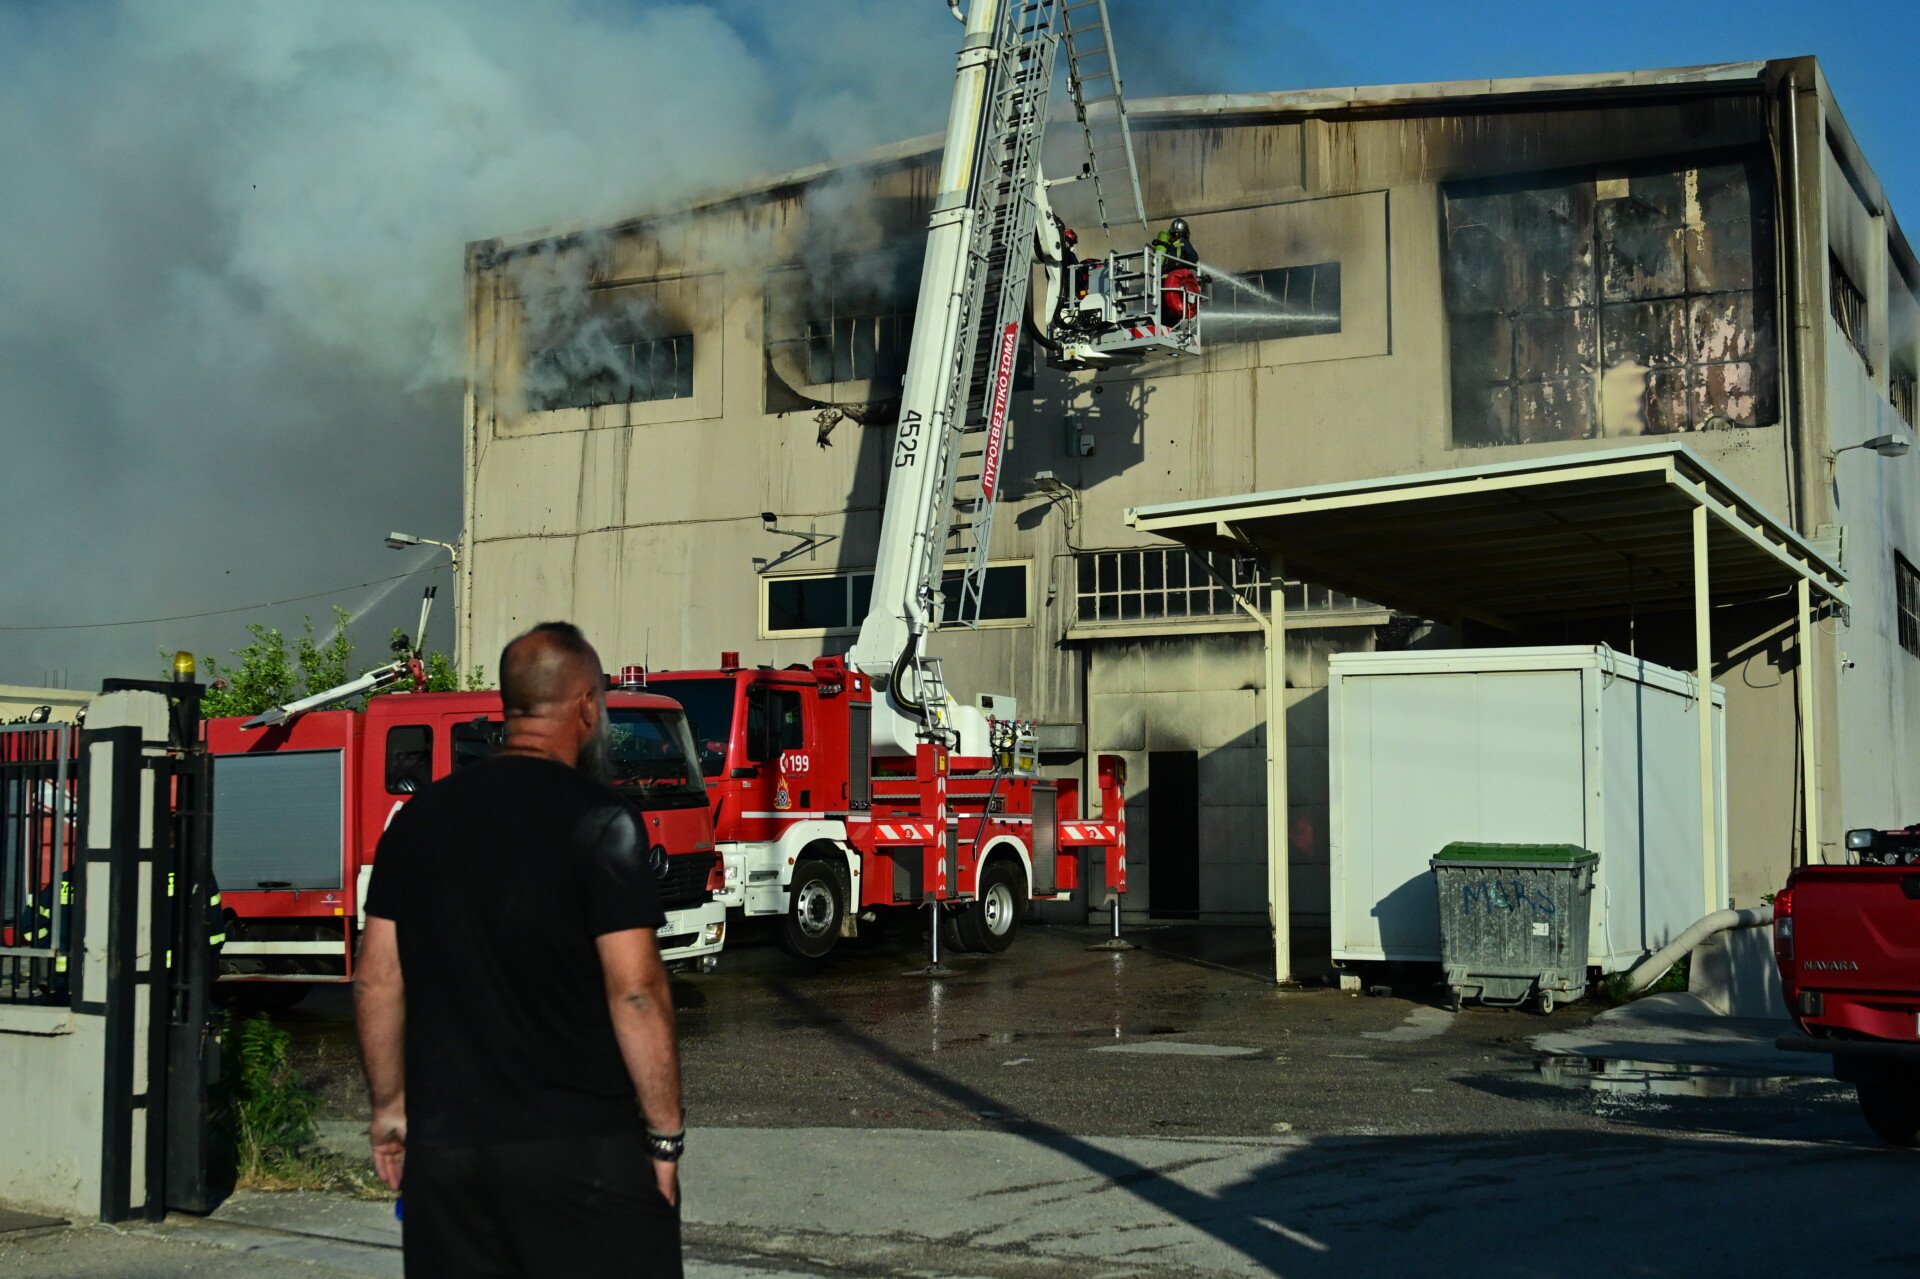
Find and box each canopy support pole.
[1693,506,1719,914]
[1266,560,1291,985]
[1797,577,1819,866]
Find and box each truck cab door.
[743,685,811,817]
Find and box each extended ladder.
[1059,0,1148,234]
[923,0,1062,633]
[938,0,1144,631]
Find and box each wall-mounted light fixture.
[1826,433,1910,482]
[753,511,839,574]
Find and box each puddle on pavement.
[968,1024,1186,1044]
[1535,1053,1793,1099]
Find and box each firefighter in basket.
[1151,217,1203,326]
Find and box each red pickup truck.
[1775,826,1920,1146]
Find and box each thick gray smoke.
[0,0,1319,688]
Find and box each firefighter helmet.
[1169,217,1189,237]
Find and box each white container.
[1327,646,1727,973]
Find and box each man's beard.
[579,705,614,785]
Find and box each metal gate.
[0,683,221,1222]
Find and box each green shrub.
[220,1013,321,1181]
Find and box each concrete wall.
[0,1006,107,1216]
[462,59,1918,933]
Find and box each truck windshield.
[607,709,708,807]
[653,680,736,777]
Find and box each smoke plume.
[0,0,1312,688]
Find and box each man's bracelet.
[646,1127,685,1163]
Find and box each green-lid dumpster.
[1430,843,1597,1014]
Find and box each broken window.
[1442,159,1778,447]
[520,280,695,411]
[765,248,921,402]
[1899,554,1920,658]
[1893,369,1917,429]
[1210,262,1342,343]
[1073,549,1367,625]
[1830,253,1871,370]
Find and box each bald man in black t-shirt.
[356,622,684,1278]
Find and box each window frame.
[383,725,435,796]
[1897,553,1920,659]
[1440,156,1780,447]
[1830,252,1872,372]
[450,718,503,771]
[760,560,1033,638]
[1209,261,1343,343]
[1071,547,1378,632]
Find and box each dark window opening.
[766,250,921,391]
[384,726,433,795]
[1443,158,1779,447]
[521,277,695,412]
[937,564,1027,625]
[1893,369,1917,429]
[654,679,737,776]
[606,709,708,807]
[746,689,805,762]
[1211,262,1341,342]
[765,565,1028,634]
[1831,253,1871,370]
[1898,554,1920,659]
[451,719,503,770]
[1147,751,1200,919]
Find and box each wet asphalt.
[285,920,1866,1147]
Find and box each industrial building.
[458,58,1918,962]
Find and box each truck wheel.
[956,859,1025,955]
[1856,1065,1920,1147]
[941,908,972,955]
[778,860,845,960]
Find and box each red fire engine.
[644,656,1124,958]
[203,598,726,1005]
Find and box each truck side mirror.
[1846,828,1879,852]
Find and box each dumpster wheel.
[1534,989,1556,1016]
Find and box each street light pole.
[384,531,462,658]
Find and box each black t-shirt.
[364,754,666,1148]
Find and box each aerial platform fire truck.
[647,0,1205,961]
[203,593,726,1006]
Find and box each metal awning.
[1124,442,1845,985]
[1126,442,1845,627]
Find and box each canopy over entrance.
[1125,442,1846,983]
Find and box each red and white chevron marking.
[1058,822,1118,844]
[872,822,943,844]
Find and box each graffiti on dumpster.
[1460,880,1558,917]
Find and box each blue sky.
[1184,0,1919,219]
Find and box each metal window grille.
[1073,548,1364,625]
[1898,554,1920,658]
[1892,370,1917,428]
[1,724,80,1006]
[1831,253,1871,369]
[766,250,921,389]
[526,332,694,410]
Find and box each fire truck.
[204,596,726,1006]
[642,0,1204,961]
